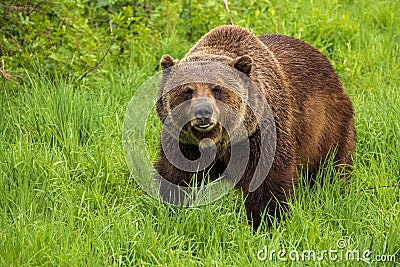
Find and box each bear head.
[156,54,260,147]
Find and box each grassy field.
[1,0,399,266]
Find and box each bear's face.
[171,82,222,134]
[157,54,254,146]
[165,81,247,145]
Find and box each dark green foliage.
[1,0,365,81]
[1,0,164,77]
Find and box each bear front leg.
[244,168,296,230]
[156,149,195,206]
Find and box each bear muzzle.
[191,103,216,132]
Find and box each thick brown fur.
[156,25,355,230]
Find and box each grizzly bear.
[156,25,355,230]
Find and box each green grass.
[1,0,399,266]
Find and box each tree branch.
[77,37,115,81]
[223,0,234,25]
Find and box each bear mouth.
[191,120,216,132]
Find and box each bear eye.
[183,87,193,100]
[212,85,222,96]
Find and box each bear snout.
[190,103,217,132]
[193,103,213,122]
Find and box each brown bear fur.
[156,25,355,230]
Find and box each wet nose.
[193,104,213,122]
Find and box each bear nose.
[193,104,213,122]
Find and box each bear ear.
[160,54,179,70]
[230,55,253,75]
